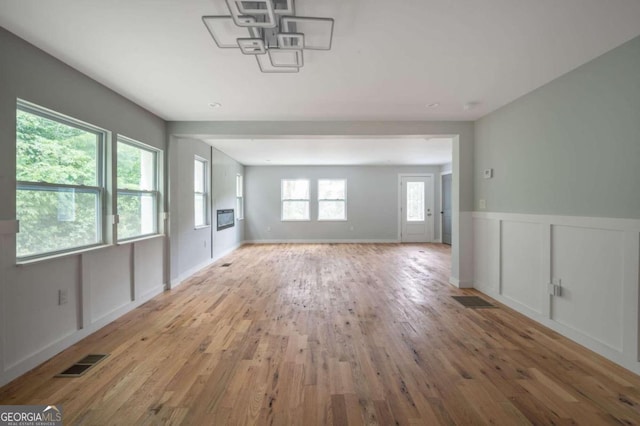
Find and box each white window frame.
[281,178,310,221]
[317,179,347,221]
[194,156,209,228]
[236,174,244,220]
[116,136,161,241]
[16,100,107,261]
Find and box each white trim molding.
[439,170,452,244]
[397,173,436,243]
[244,239,400,244]
[0,283,164,387]
[170,242,245,288]
[472,211,640,374]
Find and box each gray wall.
[169,138,212,283]
[0,28,167,386]
[168,138,244,285]
[168,121,475,286]
[212,147,245,256]
[475,35,640,218]
[245,165,443,242]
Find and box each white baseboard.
[170,242,245,288]
[449,277,473,288]
[170,259,216,288]
[0,284,164,387]
[472,210,640,375]
[478,287,640,376]
[244,239,401,244]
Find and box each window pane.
[282,201,309,220]
[118,192,156,240]
[194,159,205,193]
[16,188,100,258]
[318,180,345,199]
[117,142,156,191]
[17,109,99,186]
[282,179,309,199]
[195,194,206,227]
[236,175,243,197]
[318,200,345,220]
[407,182,425,222]
[236,197,244,219]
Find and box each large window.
[194,156,209,227]
[236,174,244,220]
[16,101,105,260]
[117,137,159,240]
[318,179,347,221]
[281,179,310,221]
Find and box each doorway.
[399,174,434,242]
[441,173,452,245]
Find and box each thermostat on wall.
[483,168,493,179]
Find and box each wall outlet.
[349,226,354,231]
[479,199,486,210]
[58,289,68,306]
[266,226,271,232]
[484,168,493,179]
[204,240,207,247]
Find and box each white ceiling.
[1,0,639,122]
[204,137,453,166]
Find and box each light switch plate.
[58,289,68,305]
[479,199,486,209]
[484,168,493,179]
[549,279,562,296]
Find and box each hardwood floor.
[1,243,640,425]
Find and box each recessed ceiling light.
[209,102,222,108]
[463,101,480,111]
[426,102,440,108]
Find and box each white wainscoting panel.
[551,225,625,352]
[473,217,499,294]
[501,220,544,315]
[4,256,80,369]
[472,212,640,374]
[83,245,132,323]
[133,237,165,299]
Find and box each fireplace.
[217,209,234,231]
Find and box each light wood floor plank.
[1,243,640,425]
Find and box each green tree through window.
[16,104,104,259]
[117,138,158,240]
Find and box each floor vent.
[452,296,495,309]
[56,354,109,377]
[221,263,232,267]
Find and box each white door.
[400,175,434,242]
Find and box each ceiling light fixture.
[426,103,440,108]
[209,102,222,108]
[203,0,334,73]
[463,101,480,111]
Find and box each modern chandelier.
[202,0,334,73]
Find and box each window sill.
[194,225,211,230]
[281,219,311,222]
[16,243,112,266]
[117,234,165,246]
[317,219,348,222]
